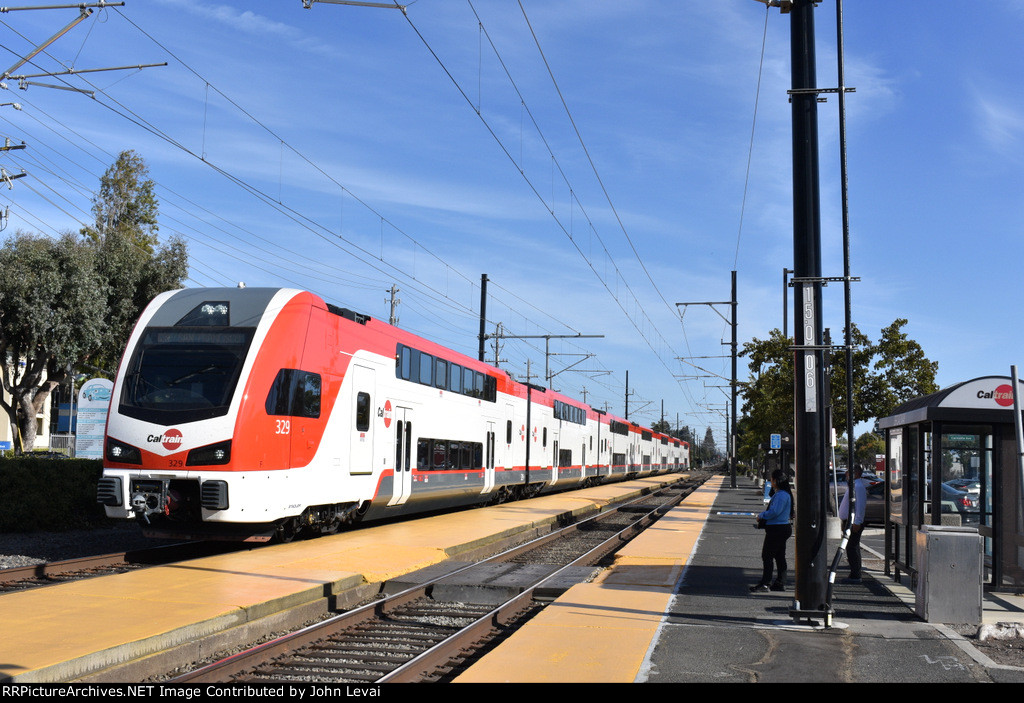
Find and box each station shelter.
[878,376,1024,591]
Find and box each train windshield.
[119,327,256,424]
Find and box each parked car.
[943,478,980,495]
[940,483,980,523]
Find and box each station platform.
[0,474,684,683]
[456,475,1024,683]
[4,472,1023,684]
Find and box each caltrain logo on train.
[146,429,184,451]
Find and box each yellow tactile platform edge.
[454,475,725,683]
[0,474,686,683]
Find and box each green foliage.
[855,432,885,471]
[650,419,671,434]
[736,320,938,464]
[0,457,107,531]
[0,151,188,451]
[0,232,108,450]
[81,150,189,373]
[80,150,159,252]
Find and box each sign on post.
[75,378,113,459]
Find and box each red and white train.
[97,287,689,541]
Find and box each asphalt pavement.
[639,480,1024,683]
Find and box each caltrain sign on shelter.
[880,376,1024,427]
[932,378,1023,410]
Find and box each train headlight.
[186,440,232,466]
[105,438,142,465]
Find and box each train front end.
[97,287,300,540]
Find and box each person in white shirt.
[838,465,869,584]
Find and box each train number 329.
[275,419,291,435]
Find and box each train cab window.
[356,392,371,432]
[266,369,321,418]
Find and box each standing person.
[838,465,868,584]
[750,469,793,592]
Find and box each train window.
[432,440,449,470]
[559,449,572,468]
[474,372,485,399]
[506,420,512,445]
[435,358,448,390]
[449,364,463,394]
[473,442,483,469]
[417,439,429,470]
[397,345,412,380]
[463,367,476,397]
[418,352,433,386]
[266,369,321,418]
[543,427,547,448]
[356,392,370,432]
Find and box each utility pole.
[385,284,400,326]
[676,270,738,488]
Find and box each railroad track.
[0,542,244,593]
[169,474,706,684]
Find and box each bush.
[0,457,107,532]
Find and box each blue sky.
[1,1,1022,446]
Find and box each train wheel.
[275,517,299,543]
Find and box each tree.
[81,151,188,374]
[736,320,938,465]
[651,419,671,434]
[862,318,939,421]
[701,426,718,465]
[855,432,885,472]
[0,232,108,451]
[0,151,187,452]
[81,149,159,253]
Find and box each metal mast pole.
[731,270,738,489]
[789,0,829,619]
[837,0,856,485]
[478,274,488,362]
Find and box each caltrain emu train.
[97,287,689,541]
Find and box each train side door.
[389,406,413,506]
[483,421,496,494]
[349,364,375,475]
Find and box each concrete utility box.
[914,524,982,625]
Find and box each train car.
[97,287,685,541]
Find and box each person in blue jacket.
[750,469,794,593]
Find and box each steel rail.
[173,475,699,683]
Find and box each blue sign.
[770,433,782,449]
